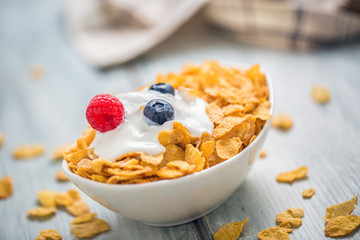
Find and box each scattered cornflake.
[55,170,69,182]
[311,85,330,104]
[259,150,267,158]
[38,190,57,207]
[52,143,72,160]
[0,176,13,199]
[27,207,56,217]
[213,217,248,240]
[71,213,96,226]
[325,215,360,237]
[271,115,293,131]
[276,166,308,183]
[13,144,45,159]
[258,227,290,240]
[0,133,5,146]
[66,199,90,216]
[302,188,315,199]
[276,208,304,228]
[30,65,45,80]
[70,218,110,238]
[35,229,62,240]
[55,192,73,206]
[325,196,358,222]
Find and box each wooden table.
[1,1,360,239]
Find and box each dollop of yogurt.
[90,89,214,162]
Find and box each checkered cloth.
[205,0,360,50]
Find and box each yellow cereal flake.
[251,101,272,121]
[156,167,184,179]
[30,65,45,80]
[70,218,110,238]
[27,207,56,217]
[185,144,204,172]
[206,102,224,124]
[158,129,184,146]
[302,188,315,199]
[259,150,267,158]
[55,170,68,182]
[66,199,90,216]
[271,115,293,131]
[0,133,5,146]
[276,166,308,183]
[13,144,45,159]
[52,143,72,160]
[167,160,193,173]
[35,229,62,240]
[215,137,242,159]
[276,208,304,228]
[164,144,185,162]
[325,196,358,222]
[312,85,330,104]
[71,212,96,226]
[200,140,215,160]
[0,176,12,199]
[140,153,164,165]
[38,190,57,207]
[212,116,249,139]
[55,192,73,206]
[325,215,360,237]
[258,227,290,240]
[213,217,248,240]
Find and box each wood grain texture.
[1,0,360,239]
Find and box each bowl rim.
[63,67,274,190]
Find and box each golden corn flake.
[164,144,185,162]
[200,140,215,159]
[158,129,184,146]
[13,144,45,159]
[55,170,69,182]
[71,212,96,226]
[30,65,45,80]
[215,137,242,159]
[185,144,204,172]
[0,133,4,146]
[278,222,294,233]
[259,150,267,158]
[212,116,248,139]
[167,160,193,173]
[258,227,290,240]
[325,195,358,222]
[276,166,308,183]
[156,167,184,179]
[302,188,315,199]
[35,229,62,240]
[276,208,304,228]
[140,152,164,165]
[213,217,248,240]
[66,199,90,216]
[325,215,360,237]
[70,217,110,238]
[27,207,56,217]
[271,115,293,131]
[311,85,330,104]
[52,143,72,160]
[0,176,13,199]
[251,101,272,121]
[38,190,57,207]
[55,192,73,206]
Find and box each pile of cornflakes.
[65,62,271,184]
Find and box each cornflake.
[311,85,330,104]
[276,166,308,183]
[259,150,267,158]
[55,170,68,182]
[302,188,315,199]
[27,207,56,217]
[0,133,4,146]
[71,212,96,225]
[13,144,45,159]
[271,115,293,131]
[37,190,57,207]
[258,227,290,240]
[35,229,62,240]
[325,196,358,222]
[0,176,12,199]
[276,208,304,228]
[325,215,360,237]
[213,217,248,240]
[70,217,110,238]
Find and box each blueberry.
[149,83,175,96]
[143,99,174,125]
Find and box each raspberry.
[86,94,125,132]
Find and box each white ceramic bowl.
[63,73,274,227]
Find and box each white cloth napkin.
[65,0,207,67]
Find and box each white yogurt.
[90,89,214,162]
